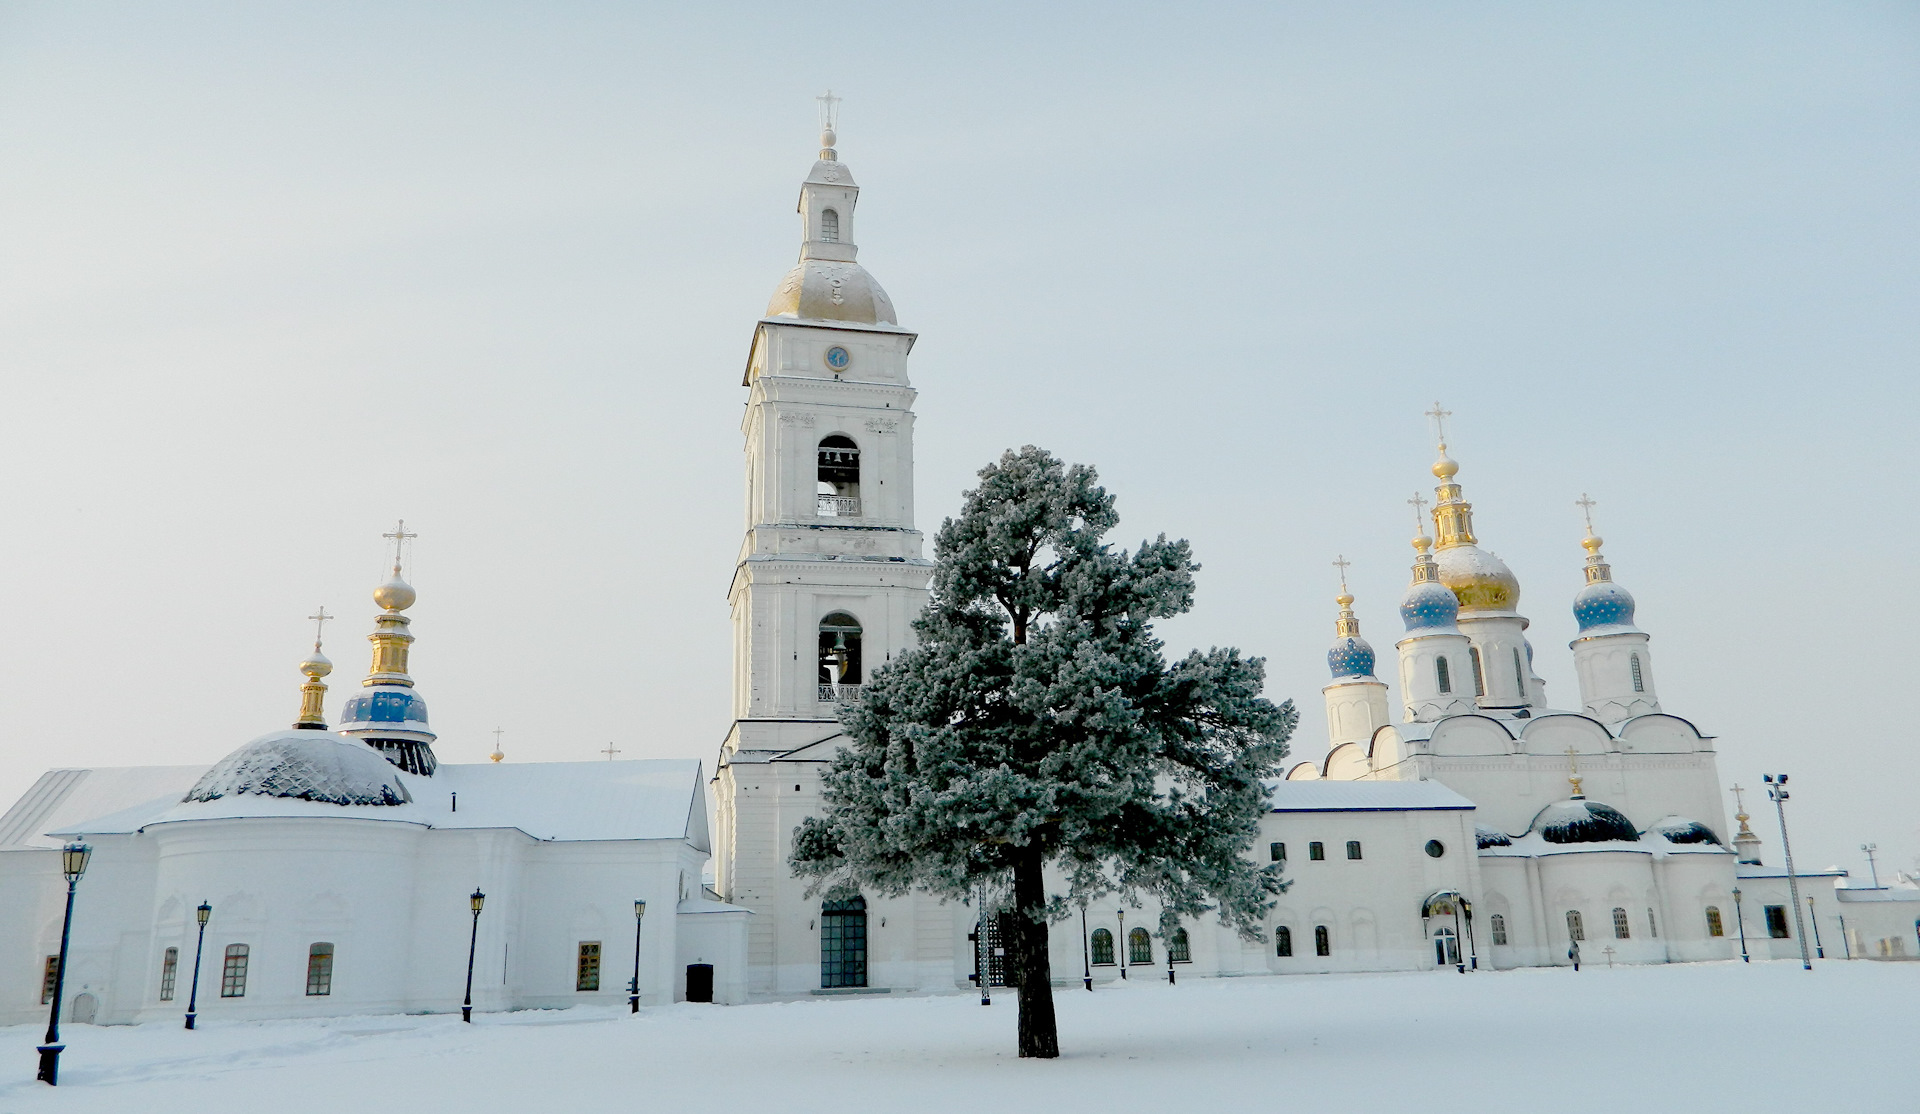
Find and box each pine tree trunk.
[1011,846,1059,1058]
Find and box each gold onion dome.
[373,573,416,612]
[1426,442,1520,614]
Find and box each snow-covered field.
[2,960,1913,1113]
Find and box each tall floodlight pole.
[1763,775,1811,971]
[629,900,646,1013]
[1861,843,1881,888]
[37,842,91,1086]
[185,901,211,1028]
[463,888,485,1021]
[1731,887,1749,963]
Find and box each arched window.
[817,435,860,517]
[1308,841,1325,861]
[820,207,840,242]
[1612,907,1631,939]
[1630,653,1644,693]
[1436,656,1452,694]
[1469,647,1485,697]
[1705,906,1725,937]
[1314,925,1331,957]
[1168,927,1191,963]
[306,943,335,996]
[1090,928,1115,965]
[1565,910,1585,942]
[221,944,250,998]
[159,947,178,1001]
[821,895,868,988]
[818,612,864,699]
[1346,840,1363,860]
[1128,927,1153,965]
[1512,648,1526,699]
[1490,913,1509,946]
[1275,926,1293,957]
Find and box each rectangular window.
[1308,842,1325,861]
[1346,840,1363,860]
[577,942,602,991]
[220,944,249,998]
[1490,914,1509,946]
[1269,842,1285,863]
[159,947,179,1001]
[41,956,58,1005]
[1706,907,1725,938]
[1647,909,1658,938]
[306,943,335,997]
[1765,905,1790,939]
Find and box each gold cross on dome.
[817,89,841,131]
[1575,493,1598,535]
[1730,783,1748,815]
[1332,555,1352,594]
[1424,401,1452,445]
[383,519,418,576]
[308,606,333,649]
[1408,492,1430,534]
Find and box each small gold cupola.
[1420,403,1521,614]
[337,521,438,776]
[293,606,334,730]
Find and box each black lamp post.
[1731,887,1749,963]
[1807,895,1825,959]
[1763,774,1812,971]
[1116,909,1127,980]
[37,841,91,1086]
[1166,925,1176,986]
[629,900,646,1014]
[184,900,212,1029]
[462,888,484,1022]
[1079,903,1092,991]
[1461,898,1479,972]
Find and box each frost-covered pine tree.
[792,447,1293,1059]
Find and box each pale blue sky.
[0,2,1914,877]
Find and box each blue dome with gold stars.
[1328,635,1376,679]
[1573,580,1638,632]
[1401,580,1460,632]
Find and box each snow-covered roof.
[27,759,709,849]
[0,766,207,850]
[185,731,411,807]
[1264,780,1474,813]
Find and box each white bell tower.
[712,109,945,995]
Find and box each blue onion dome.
[1573,580,1638,632]
[1328,635,1376,679]
[1476,825,1513,849]
[1526,798,1640,844]
[1649,815,1722,845]
[338,685,432,739]
[184,729,412,807]
[1401,581,1460,631]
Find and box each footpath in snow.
[1,960,1914,1114]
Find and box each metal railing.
[816,494,861,518]
[818,684,864,704]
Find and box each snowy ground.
[2,960,1914,1114]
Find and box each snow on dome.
[766,260,897,325]
[1525,798,1639,845]
[1476,825,1513,849]
[1433,544,1520,613]
[184,730,412,807]
[1327,635,1376,679]
[1573,580,1639,633]
[1649,815,1721,845]
[1400,580,1460,633]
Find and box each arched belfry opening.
[819,612,864,701]
[819,208,840,242]
[817,435,860,517]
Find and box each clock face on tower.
[824,346,851,372]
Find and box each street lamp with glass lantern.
[1763,774,1812,970]
[462,888,484,1022]
[629,900,646,1014]
[184,901,212,1029]
[1731,887,1749,962]
[36,842,91,1085]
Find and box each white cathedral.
[1,121,1914,1028]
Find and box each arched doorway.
[1421,890,1475,972]
[820,895,868,988]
